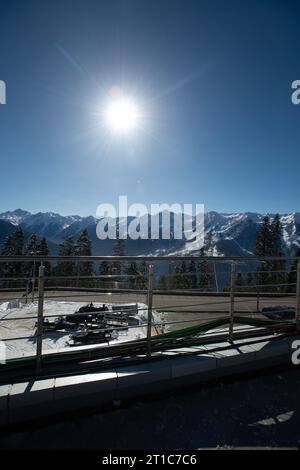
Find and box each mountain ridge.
[0,209,299,257]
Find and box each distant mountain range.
[0,209,299,257]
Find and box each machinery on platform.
[35,302,139,343]
[262,305,295,320]
[71,324,116,344]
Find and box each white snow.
[0,300,163,360]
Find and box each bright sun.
[105,98,139,133]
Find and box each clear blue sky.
[0,0,300,216]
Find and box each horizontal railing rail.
[0,255,300,261]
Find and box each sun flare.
[105,98,140,133]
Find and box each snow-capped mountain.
[0,210,94,244]
[0,209,31,226]
[195,211,300,257]
[0,209,300,256]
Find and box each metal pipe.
[0,268,290,282]
[32,259,36,303]
[25,281,29,304]
[213,262,219,293]
[1,255,300,262]
[36,263,45,372]
[1,306,292,324]
[229,263,235,343]
[146,264,154,357]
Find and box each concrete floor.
[1,367,300,449]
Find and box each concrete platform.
[0,333,297,428]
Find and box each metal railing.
[0,255,299,374]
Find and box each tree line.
[0,228,50,287]
[0,214,299,292]
[251,213,298,293]
[0,227,94,288]
[0,229,148,289]
[157,214,299,293]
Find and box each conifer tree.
[77,229,94,285]
[188,260,197,289]
[1,235,14,259]
[126,261,139,289]
[255,216,272,257]
[180,260,190,289]
[0,235,15,287]
[99,260,112,288]
[13,227,24,277]
[112,239,126,275]
[255,214,286,292]
[137,261,147,289]
[24,234,41,277]
[236,272,243,290]
[197,252,214,290]
[171,263,182,289]
[25,234,40,255]
[270,214,286,291]
[255,216,273,289]
[270,215,282,255]
[157,274,168,290]
[56,236,77,284]
[205,229,213,253]
[40,237,51,276]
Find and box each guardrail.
[0,255,299,374]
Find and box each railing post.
[295,260,300,333]
[31,259,36,302]
[146,264,154,358]
[229,263,235,343]
[213,262,219,293]
[25,280,29,304]
[36,263,45,372]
